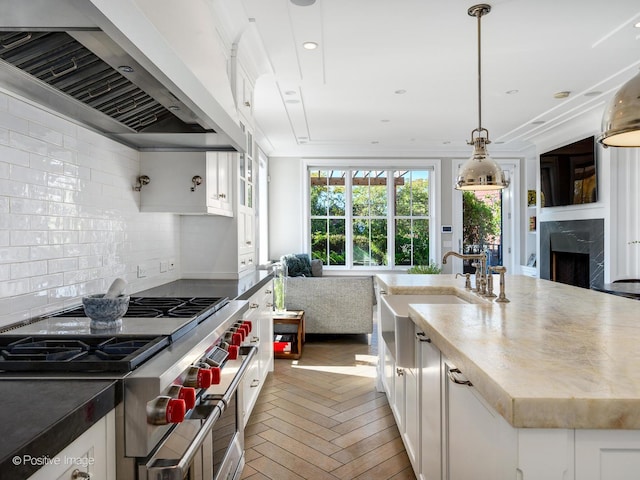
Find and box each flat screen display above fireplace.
[540,136,597,207]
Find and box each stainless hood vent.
[0,28,246,150]
[0,30,210,134]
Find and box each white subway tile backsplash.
[0,161,9,179]
[30,153,64,174]
[48,257,78,274]
[30,273,64,291]
[28,121,64,146]
[9,131,49,156]
[1,92,181,326]
[0,246,30,263]
[10,163,47,186]
[10,197,48,215]
[0,109,29,135]
[0,144,29,166]
[30,244,64,260]
[10,230,48,246]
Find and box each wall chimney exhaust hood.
[0,1,244,151]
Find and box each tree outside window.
[309,168,432,269]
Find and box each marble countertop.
[376,273,640,429]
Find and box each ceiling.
[233,0,640,157]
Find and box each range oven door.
[139,346,256,480]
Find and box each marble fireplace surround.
[539,218,604,288]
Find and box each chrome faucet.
[442,251,488,295]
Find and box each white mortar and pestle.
[82,278,130,330]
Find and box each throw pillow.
[280,253,312,277]
[311,259,323,277]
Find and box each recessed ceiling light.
[584,91,602,97]
[303,41,318,50]
[635,21,640,28]
[506,89,519,95]
[394,89,407,95]
[291,0,316,6]
[553,91,571,99]
[531,120,546,125]
[118,65,134,73]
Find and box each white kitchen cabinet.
[417,330,441,480]
[401,325,420,473]
[442,358,517,480]
[140,151,232,216]
[241,280,274,426]
[205,151,233,215]
[575,430,640,480]
[27,409,115,480]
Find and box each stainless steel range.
[0,295,254,480]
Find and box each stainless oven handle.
[220,345,257,406]
[146,345,258,480]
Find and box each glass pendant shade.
[598,71,640,147]
[455,137,508,190]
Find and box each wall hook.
[191,175,203,192]
[134,175,150,191]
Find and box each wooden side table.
[273,310,305,360]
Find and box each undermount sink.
[381,293,473,368]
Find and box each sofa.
[280,254,374,335]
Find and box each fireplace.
[552,251,589,288]
[540,219,604,289]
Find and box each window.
[308,167,434,269]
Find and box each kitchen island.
[376,273,640,480]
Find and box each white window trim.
[301,158,442,272]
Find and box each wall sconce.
[134,175,150,191]
[191,175,203,192]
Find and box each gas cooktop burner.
[0,335,169,373]
[47,296,229,320]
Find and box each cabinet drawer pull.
[265,290,272,295]
[448,368,473,386]
[250,302,259,309]
[416,331,431,342]
[250,379,260,388]
[266,302,273,308]
[251,336,259,343]
[72,470,91,479]
[396,367,404,377]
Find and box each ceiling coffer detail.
[0,30,212,135]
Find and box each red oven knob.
[228,344,239,360]
[184,366,213,389]
[211,366,221,385]
[230,326,245,341]
[178,387,196,410]
[238,324,250,337]
[147,396,186,425]
[231,332,242,346]
[243,320,252,333]
[167,385,197,410]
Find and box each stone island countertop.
[376,273,640,429]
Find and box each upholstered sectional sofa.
[279,254,375,335]
[284,275,375,334]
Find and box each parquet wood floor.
[241,330,416,480]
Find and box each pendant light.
[598,70,640,147]
[455,4,509,191]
